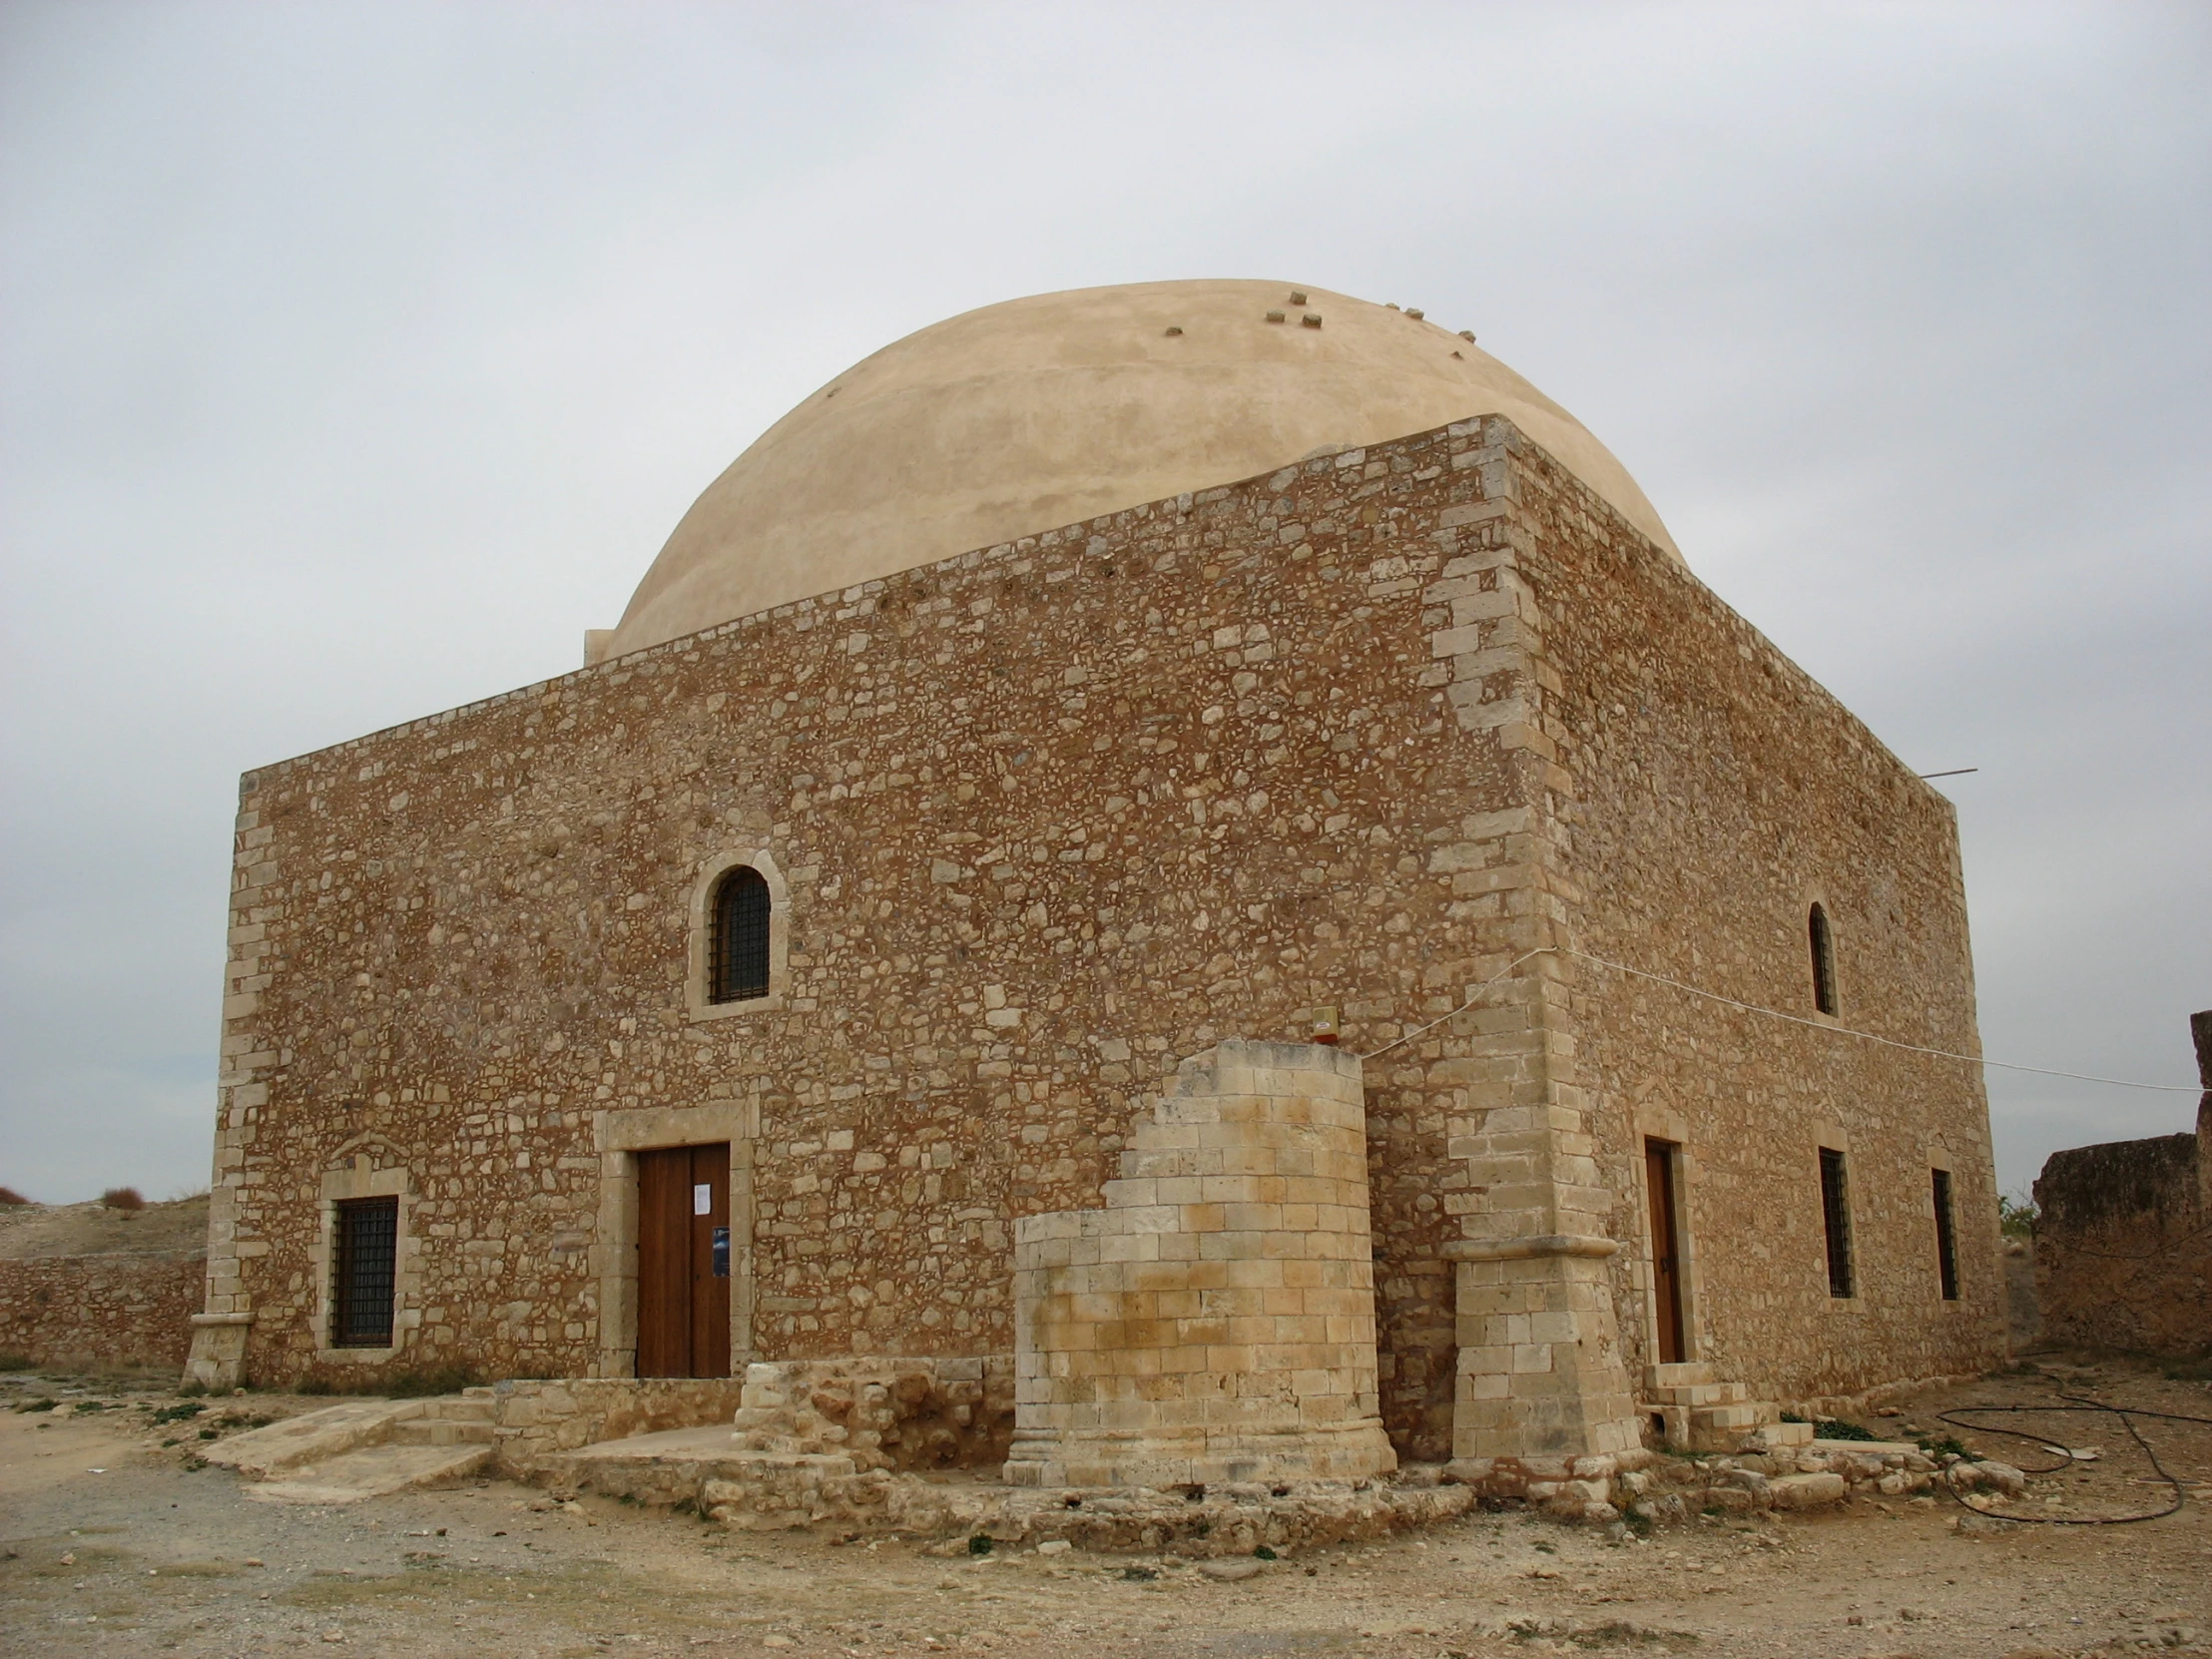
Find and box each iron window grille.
[331,1195,398,1348]
[1933,1168,1960,1301]
[710,865,772,1003]
[1819,1148,1855,1299]
[1809,903,1839,1016]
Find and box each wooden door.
[636,1143,731,1378]
[1644,1139,1688,1367]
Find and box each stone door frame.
[593,1099,757,1379]
[1633,1102,1706,1371]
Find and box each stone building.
[185,279,2005,1490]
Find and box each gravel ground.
[4,1359,2209,1658]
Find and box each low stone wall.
[1619,1440,2022,1526]
[2032,1013,2211,1359]
[730,1356,1015,1471]
[492,1358,1016,1480]
[535,1436,1982,1543]
[732,1470,1484,1554]
[0,1249,204,1371]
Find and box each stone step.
[1647,1380,1750,1407]
[205,1393,498,1479]
[1691,1401,1771,1431]
[542,1425,858,1509]
[244,1442,491,1505]
[1645,1362,1715,1390]
[734,1431,847,1455]
[1751,1420,1817,1449]
[202,1399,424,1480]
[388,1418,496,1446]
[420,1398,497,1422]
[1652,1393,1783,1452]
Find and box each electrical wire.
[1356,951,2211,1524]
[1361,944,2201,1092]
[1360,948,1552,1059]
[1933,1389,2212,1525]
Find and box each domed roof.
[598,279,1677,661]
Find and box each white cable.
[1362,945,2201,1093]
[1359,948,1553,1060]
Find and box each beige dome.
[598,279,1677,661]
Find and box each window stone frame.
[1815,1126,1863,1312]
[1804,890,1843,1022]
[309,1147,418,1367]
[687,847,791,1023]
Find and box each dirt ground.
[0,1194,210,1260]
[4,1358,2209,1659]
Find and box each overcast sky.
[2,2,2206,1206]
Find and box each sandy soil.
[3,1359,2209,1659]
[0,1194,210,1261]
[2003,1239,2041,1352]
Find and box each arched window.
[1808,902,1839,1016]
[710,866,772,1003]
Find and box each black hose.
[1931,1388,2211,1525]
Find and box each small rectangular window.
[331,1196,398,1347]
[1809,903,1840,1016]
[1819,1148,1855,1299]
[1933,1168,1960,1301]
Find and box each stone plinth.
[1445,1234,1640,1475]
[1003,1040,1396,1488]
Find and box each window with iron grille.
[331,1196,398,1348]
[710,865,772,1003]
[1808,903,1839,1016]
[1819,1148,1855,1299]
[1933,1168,1960,1301]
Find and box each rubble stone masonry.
[1,1249,205,1371]
[1494,424,2009,1406]
[192,413,2002,1457]
[2032,1012,2212,1358]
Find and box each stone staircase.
[545,1365,873,1528]
[1644,1364,1813,1453]
[539,1360,1011,1530]
[387,1393,499,1448]
[204,1389,497,1503]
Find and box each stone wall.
[729,1355,1015,1471]
[1005,1039,1394,1487]
[2032,1013,2211,1357]
[191,411,1999,1463]
[197,416,1526,1409]
[1494,423,2010,1404]
[0,1249,204,1370]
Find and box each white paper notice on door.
[694,1183,712,1216]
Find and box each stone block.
[1770,1472,1847,1510]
